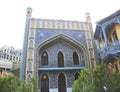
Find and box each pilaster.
[85,13,96,69]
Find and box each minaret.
[85,13,96,69]
[26,7,32,18]
[20,7,32,82]
[86,12,91,23]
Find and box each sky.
[0,0,119,49]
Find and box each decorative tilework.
[35,29,86,47]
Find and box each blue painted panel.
[35,29,86,47]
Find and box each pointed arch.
[58,51,64,67]
[58,73,66,92]
[41,74,49,92]
[41,51,48,65]
[37,34,87,67]
[37,34,86,52]
[73,52,79,65]
[74,72,80,80]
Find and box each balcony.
[38,66,85,71]
[99,40,120,60]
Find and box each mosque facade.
[20,7,96,92]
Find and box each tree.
[20,77,38,92]
[30,77,38,92]
[21,81,29,92]
[92,63,109,92]
[0,75,20,92]
[72,63,120,92]
[0,75,38,92]
[110,71,120,92]
[93,63,120,92]
[72,68,93,92]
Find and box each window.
[113,31,118,41]
[47,22,50,27]
[29,40,33,48]
[41,51,48,65]
[88,40,92,47]
[42,22,44,27]
[28,73,31,82]
[29,50,33,59]
[16,57,18,61]
[67,23,70,28]
[52,23,55,28]
[4,49,6,53]
[62,22,65,28]
[58,22,60,28]
[3,54,6,59]
[89,50,93,57]
[7,55,9,59]
[13,56,15,61]
[58,52,64,67]
[10,55,12,60]
[77,22,79,29]
[37,21,40,27]
[30,30,34,36]
[72,22,75,28]
[73,52,79,65]
[74,72,80,80]
[81,24,83,30]
[86,32,90,38]
[28,62,32,71]
[19,58,21,62]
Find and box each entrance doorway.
[58,73,66,92]
[41,74,49,92]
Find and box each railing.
[99,40,120,59]
[38,66,85,71]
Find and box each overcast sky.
[0,0,119,49]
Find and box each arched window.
[58,51,64,67]
[58,73,66,92]
[30,30,34,36]
[29,40,33,48]
[41,51,48,65]
[29,50,33,59]
[73,52,79,65]
[28,73,31,82]
[28,61,32,71]
[41,74,49,92]
[74,72,80,80]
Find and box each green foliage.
[20,77,38,92]
[93,63,120,92]
[0,75,38,92]
[108,71,120,92]
[21,81,28,92]
[30,77,38,92]
[92,63,109,92]
[72,68,93,92]
[0,75,20,92]
[72,63,120,92]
